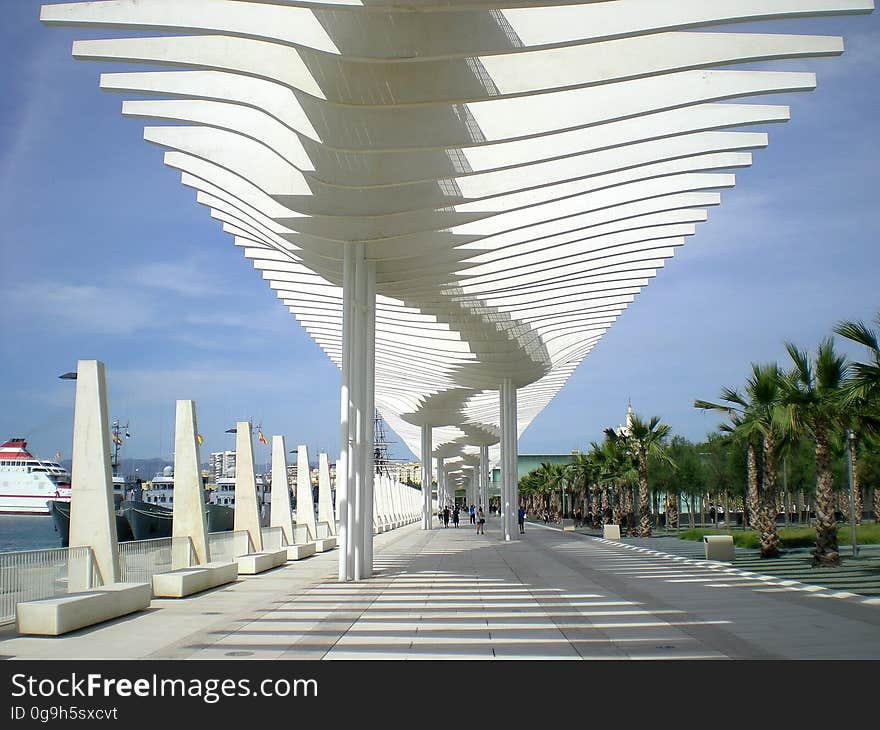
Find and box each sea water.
[0,515,61,552]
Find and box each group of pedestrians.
[438,503,487,534]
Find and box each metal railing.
[118,537,190,584]
[207,530,250,561]
[0,546,96,625]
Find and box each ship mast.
[110,419,129,477]
[373,410,394,477]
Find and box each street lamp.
[58,372,77,380]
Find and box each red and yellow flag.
[257,430,268,445]
[196,434,204,445]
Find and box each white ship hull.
[0,493,70,515]
[0,438,72,515]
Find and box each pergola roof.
[41,0,874,470]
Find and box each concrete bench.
[236,549,288,575]
[704,535,735,562]
[285,543,316,561]
[17,582,151,636]
[313,537,337,552]
[151,561,238,598]
[603,524,621,540]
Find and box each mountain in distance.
[60,457,271,479]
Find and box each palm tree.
[602,428,639,534]
[778,338,849,567]
[835,313,880,522]
[696,363,784,558]
[621,414,673,537]
[565,453,595,525]
[834,313,880,403]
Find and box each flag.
[112,433,123,446]
[197,434,203,445]
[258,430,268,445]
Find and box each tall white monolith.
[296,445,318,540]
[318,453,335,534]
[234,422,263,552]
[270,435,294,545]
[68,360,119,591]
[172,400,210,568]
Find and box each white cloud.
[128,257,217,297]
[6,281,158,335]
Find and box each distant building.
[209,450,236,481]
[491,453,578,488]
[394,461,422,486]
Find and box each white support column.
[338,245,375,581]
[68,359,118,591]
[270,435,294,546]
[362,259,376,577]
[318,452,335,534]
[421,424,432,529]
[234,421,262,552]
[172,400,210,569]
[338,242,354,581]
[438,458,446,516]
[480,444,490,510]
[296,444,318,541]
[500,379,519,542]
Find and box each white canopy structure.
[41,0,874,580]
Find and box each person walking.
[476,506,485,534]
[469,504,476,525]
[518,505,526,534]
[453,506,460,528]
[443,506,450,528]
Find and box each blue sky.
[1,1,878,464]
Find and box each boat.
[211,470,270,527]
[0,438,71,514]
[121,466,235,539]
[47,478,135,547]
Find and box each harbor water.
[0,515,60,552]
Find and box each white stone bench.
[236,549,288,575]
[603,524,622,540]
[313,537,337,552]
[16,582,151,636]
[285,543,316,561]
[151,561,238,598]
[704,535,735,562]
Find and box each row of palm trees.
[518,411,674,539]
[695,312,880,566]
[518,311,880,567]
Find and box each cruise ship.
[0,438,71,514]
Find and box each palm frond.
[834,319,880,353]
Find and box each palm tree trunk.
[591,484,601,529]
[670,493,680,530]
[637,450,651,537]
[626,485,636,536]
[747,443,760,530]
[850,437,862,525]
[812,420,840,567]
[759,433,780,558]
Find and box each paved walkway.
[3,517,879,660]
[569,526,880,597]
